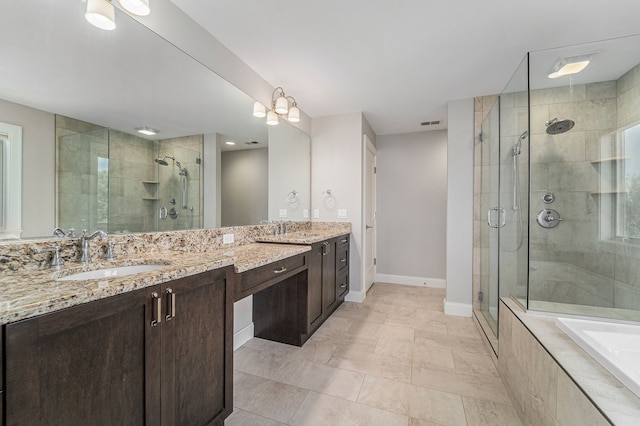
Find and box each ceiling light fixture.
[119,0,151,16]
[225,141,235,145]
[135,126,159,136]
[548,54,597,79]
[252,87,300,125]
[85,0,117,31]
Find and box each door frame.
[363,134,377,296]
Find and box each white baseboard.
[443,299,473,317]
[345,290,364,303]
[233,322,254,350]
[375,273,446,289]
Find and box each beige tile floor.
[226,283,522,426]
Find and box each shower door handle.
[487,207,506,229]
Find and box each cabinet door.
[307,242,324,332]
[322,239,338,313]
[5,286,161,426]
[161,268,232,426]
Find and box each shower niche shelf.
[142,197,160,201]
[141,180,159,184]
[590,156,629,165]
[590,190,629,196]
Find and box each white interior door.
[364,136,377,293]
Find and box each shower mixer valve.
[536,209,563,228]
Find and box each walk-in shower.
[475,33,640,353]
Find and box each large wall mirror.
[0,0,310,239]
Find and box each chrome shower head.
[545,118,575,135]
[155,155,175,166]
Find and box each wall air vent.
[421,120,441,126]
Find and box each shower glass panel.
[527,35,640,319]
[499,55,530,309]
[476,56,530,346]
[56,118,109,232]
[479,97,500,336]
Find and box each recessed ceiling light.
[135,126,159,136]
[226,141,236,145]
[548,54,597,79]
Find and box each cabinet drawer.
[337,235,349,247]
[237,254,306,299]
[337,271,349,299]
[336,244,349,273]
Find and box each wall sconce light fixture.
[253,87,300,125]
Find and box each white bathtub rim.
[556,316,640,399]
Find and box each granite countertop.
[255,229,349,245]
[0,243,310,326]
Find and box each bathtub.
[556,317,640,398]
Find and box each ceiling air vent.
[245,141,260,145]
[421,120,441,126]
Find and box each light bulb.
[266,110,279,125]
[253,102,266,118]
[119,0,151,16]
[85,0,116,31]
[275,96,289,115]
[287,105,300,123]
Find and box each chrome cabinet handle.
[340,258,347,263]
[165,288,175,321]
[322,241,331,256]
[340,238,348,243]
[487,207,506,229]
[151,292,162,327]
[273,266,287,274]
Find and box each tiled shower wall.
[529,63,640,311]
[108,129,156,233]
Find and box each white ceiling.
[171,0,640,135]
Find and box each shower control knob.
[541,192,555,204]
[536,209,563,228]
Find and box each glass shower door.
[480,98,501,337]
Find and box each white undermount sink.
[58,264,167,281]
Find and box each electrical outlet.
[338,209,347,219]
[222,233,234,244]
[313,209,320,219]
[279,209,287,218]
[303,209,309,218]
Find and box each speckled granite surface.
[255,225,350,245]
[0,222,349,326]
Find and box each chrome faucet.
[281,221,293,235]
[53,227,77,238]
[79,229,107,264]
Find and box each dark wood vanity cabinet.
[307,234,350,337]
[3,267,233,426]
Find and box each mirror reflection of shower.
[155,155,189,220]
